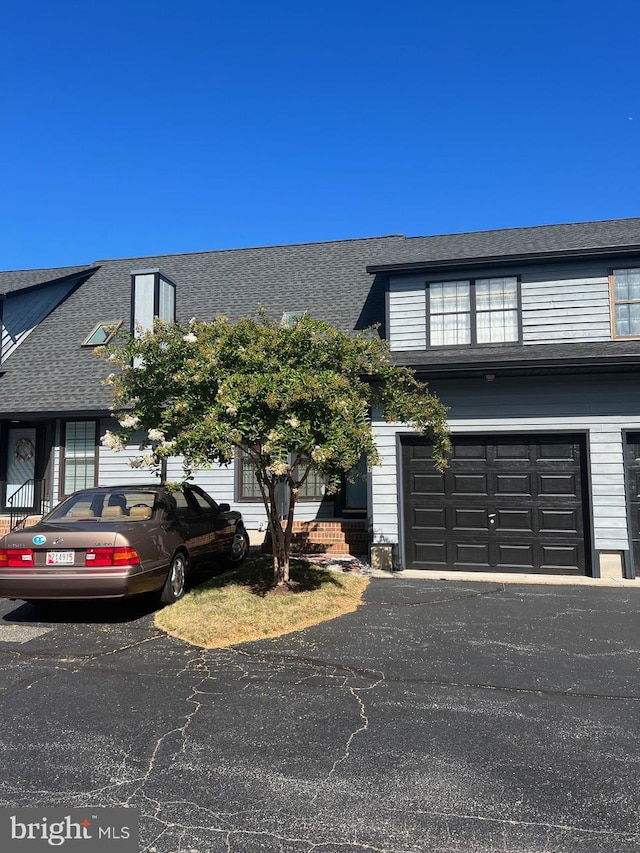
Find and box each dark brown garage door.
[625,433,640,575]
[401,434,590,575]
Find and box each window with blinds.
[236,449,326,501]
[62,421,97,496]
[428,276,520,347]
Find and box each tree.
[97,314,449,587]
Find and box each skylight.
[281,311,306,327]
[81,322,122,347]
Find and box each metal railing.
[8,479,50,531]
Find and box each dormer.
[131,269,176,334]
[369,251,640,354]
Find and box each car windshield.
[46,490,158,522]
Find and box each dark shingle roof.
[2,217,640,415]
[369,217,640,271]
[0,264,96,294]
[0,236,406,415]
[393,340,640,377]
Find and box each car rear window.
[48,491,158,522]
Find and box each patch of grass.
[154,557,369,648]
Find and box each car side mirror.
[218,503,231,513]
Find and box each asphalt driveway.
[0,577,638,853]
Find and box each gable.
[1,269,99,364]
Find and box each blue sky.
[1,0,639,269]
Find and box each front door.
[6,426,37,508]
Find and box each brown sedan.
[0,484,249,605]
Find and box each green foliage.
[97,313,449,583]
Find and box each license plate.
[46,551,74,565]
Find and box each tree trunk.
[266,479,290,587]
[272,518,289,586]
[256,470,295,588]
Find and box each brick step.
[0,515,43,536]
[263,519,368,555]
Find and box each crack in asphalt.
[362,583,507,607]
[3,635,638,704]
[377,674,640,702]
[1,636,637,852]
[38,644,389,851]
[1,584,638,852]
[225,647,640,703]
[310,673,384,803]
[0,632,166,663]
[55,644,394,852]
[0,667,60,703]
[402,807,640,842]
[141,819,418,853]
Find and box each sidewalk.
[254,537,639,587]
[371,567,639,587]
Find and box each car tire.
[222,524,249,568]
[160,552,188,605]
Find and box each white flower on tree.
[267,460,289,477]
[101,430,125,452]
[118,415,140,429]
[129,454,156,470]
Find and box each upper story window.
[611,269,640,339]
[428,276,520,347]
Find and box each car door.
[185,486,234,557]
[164,487,207,566]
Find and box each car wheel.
[223,524,249,567]
[161,552,188,605]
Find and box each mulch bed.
[301,554,372,575]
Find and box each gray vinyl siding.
[370,375,640,562]
[520,263,611,343]
[388,277,427,351]
[387,261,617,350]
[97,427,162,487]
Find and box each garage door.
[401,434,589,575]
[625,433,640,574]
